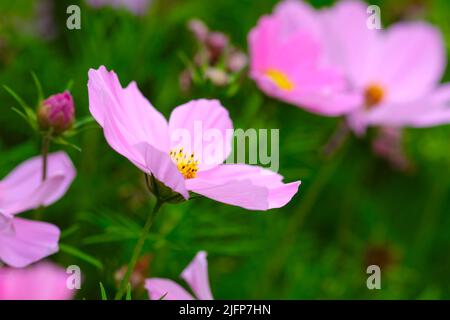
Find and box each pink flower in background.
[145,251,213,300]
[372,127,410,171]
[86,0,152,16]
[0,152,76,268]
[0,262,75,300]
[320,0,450,134]
[88,66,300,210]
[248,1,361,116]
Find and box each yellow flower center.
[169,148,199,179]
[265,69,294,91]
[364,84,385,109]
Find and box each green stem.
[114,200,164,300]
[259,137,350,297]
[35,133,51,220]
[41,134,50,181]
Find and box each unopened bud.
[38,91,75,135]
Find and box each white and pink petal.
[186,164,300,210]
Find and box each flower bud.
[38,91,75,135]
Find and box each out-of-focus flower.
[181,19,248,92]
[204,68,229,87]
[145,251,213,300]
[0,262,75,300]
[88,66,300,210]
[38,91,75,135]
[364,244,399,272]
[35,0,58,40]
[0,152,76,268]
[320,0,450,134]
[228,49,248,73]
[115,254,152,289]
[86,0,152,16]
[248,1,361,116]
[372,127,411,171]
[188,19,209,43]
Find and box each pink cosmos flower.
[145,251,213,300]
[87,66,300,210]
[86,0,151,16]
[319,0,450,134]
[0,152,76,268]
[0,262,75,300]
[248,1,362,116]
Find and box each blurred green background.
[0,0,449,299]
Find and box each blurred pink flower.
[0,262,74,300]
[182,19,247,92]
[372,127,410,171]
[0,152,76,268]
[320,0,450,134]
[248,1,361,116]
[86,0,151,16]
[88,66,300,210]
[145,251,213,300]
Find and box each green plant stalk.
[41,133,51,181]
[114,200,164,300]
[34,133,51,220]
[260,137,350,297]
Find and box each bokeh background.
[0,0,449,299]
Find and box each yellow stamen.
[364,84,385,108]
[169,148,199,179]
[265,69,294,91]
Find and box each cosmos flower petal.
[274,0,323,40]
[133,142,189,200]
[186,164,300,210]
[145,278,195,300]
[101,111,147,169]
[88,66,170,153]
[294,90,363,116]
[0,262,75,300]
[374,22,446,103]
[364,84,450,127]
[180,251,213,300]
[101,108,189,201]
[168,99,233,171]
[320,0,381,88]
[0,152,76,215]
[0,218,60,268]
[249,4,358,116]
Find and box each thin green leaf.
[3,85,31,111]
[11,107,37,131]
[159,293,168,300]
[126,284,132,300]
[66,80,74,91]
[99,282,108,300]
[59,243,103,270]
[73,116,96,129]
[60,225,80,240]
[52,136,82,152]
[30,71,44,102]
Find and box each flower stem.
[114,199,164,300]
[41,133,50,181]
[259,135,351,297]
